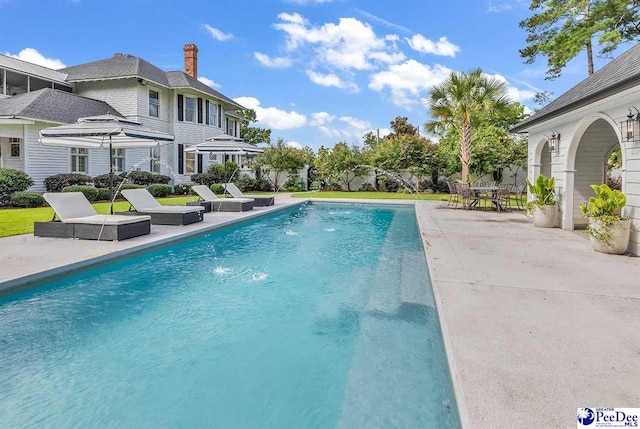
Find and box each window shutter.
[218,104,222,128]
[197,98,203,124]
[177,95,184,121]
[178,144,184,174]
[205,100,210,125]
[197,154,203,173]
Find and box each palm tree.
[426,68,510,184]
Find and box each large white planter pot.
[532,205,557,228]
[588,218,631,255]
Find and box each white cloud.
[486,2,514,12]
[305,70,359,92]
[309,111,336,126]
[287,141,303,149]
[198,76,221,89]
[5,48,66,69]
[369,59,453,107]
[273,14,401,71]
[486,73,536,103]
[339,116,372,138]
[406,34,460,57]
[254,52,293,68]
[233,96,306,130]
[203,24,234,41]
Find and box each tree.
[255,138,308,189]
[315,142,369,191]
[426,68,511,184]
[520,0,640,80]
[388,116,419,137]
[240,109,271,145]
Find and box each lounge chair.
[224,183,275,207]
[34,192,151,241]
[119,188,204,225]
[188,185,254,212]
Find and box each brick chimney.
[183,44,198,78]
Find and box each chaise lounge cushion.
[43,192,151,223]
[121,189,204,213]
[191,185,253,203]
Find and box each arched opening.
[569,118,621,229]
[540,141,552,178]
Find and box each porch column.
[561,169,576,230]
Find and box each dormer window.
[149,90,159,118]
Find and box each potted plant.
[580,184,630,254]
[525,174,558,228]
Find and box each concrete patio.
[416,202,640,428]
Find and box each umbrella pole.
[109,137,114,214]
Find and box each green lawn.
[0,196,199,238]
[291,191,452,201]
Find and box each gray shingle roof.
[166,71,244,109]
[59,53,244,109]
[0,54,69,85]
[512,42,640,132]
[0,88,123,124]
[60,54,170,87]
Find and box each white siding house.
[512,43,640,255]
[0,44,247,191]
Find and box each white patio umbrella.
[183,134,263,155]
[39,114,175,211]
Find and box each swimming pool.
[0,202,460,428]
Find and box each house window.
[150,146,161,173]
[184,97,196,122]
[209,153,217,162]
[227,119,235,136]
[112,148,125,173]
[149,89,159,118]
[208,102,217,127]
[71,148,88,174]
[9,138,21,158]
[185,151,195,174]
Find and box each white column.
[562,169,576,230]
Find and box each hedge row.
[45,172,172,192]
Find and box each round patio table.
[470,186,503,211]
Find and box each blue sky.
[0,0,634,150]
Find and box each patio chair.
[189,185,254,212]
[457,183,477,210]
[496,184,513,212]
[34,192,151,241]
[446,181,458,208]
[223,182,275,207]
[119,188,204,225]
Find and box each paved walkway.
[415,202,640,429]
[0,194,303,292]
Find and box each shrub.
[359,183,375,192]
[147,183,171,197]
[93,173,125,189]
[396,187,413,194]
[325,182,343,191]
[122,171,171,186]
[210,183,225,194]
[10,191,44,208]
[207,161,239,182]
[44,173,92,192]
[116,183,144,198]
[173,183,193,195]
[191,173,216,186]
[234,174,274,192]
[0,168,33,205]
[283,177,305,192]
[95,188,112,201]
[62,185,99,202]
[377,176,399,193]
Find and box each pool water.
[0,203,460,428]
